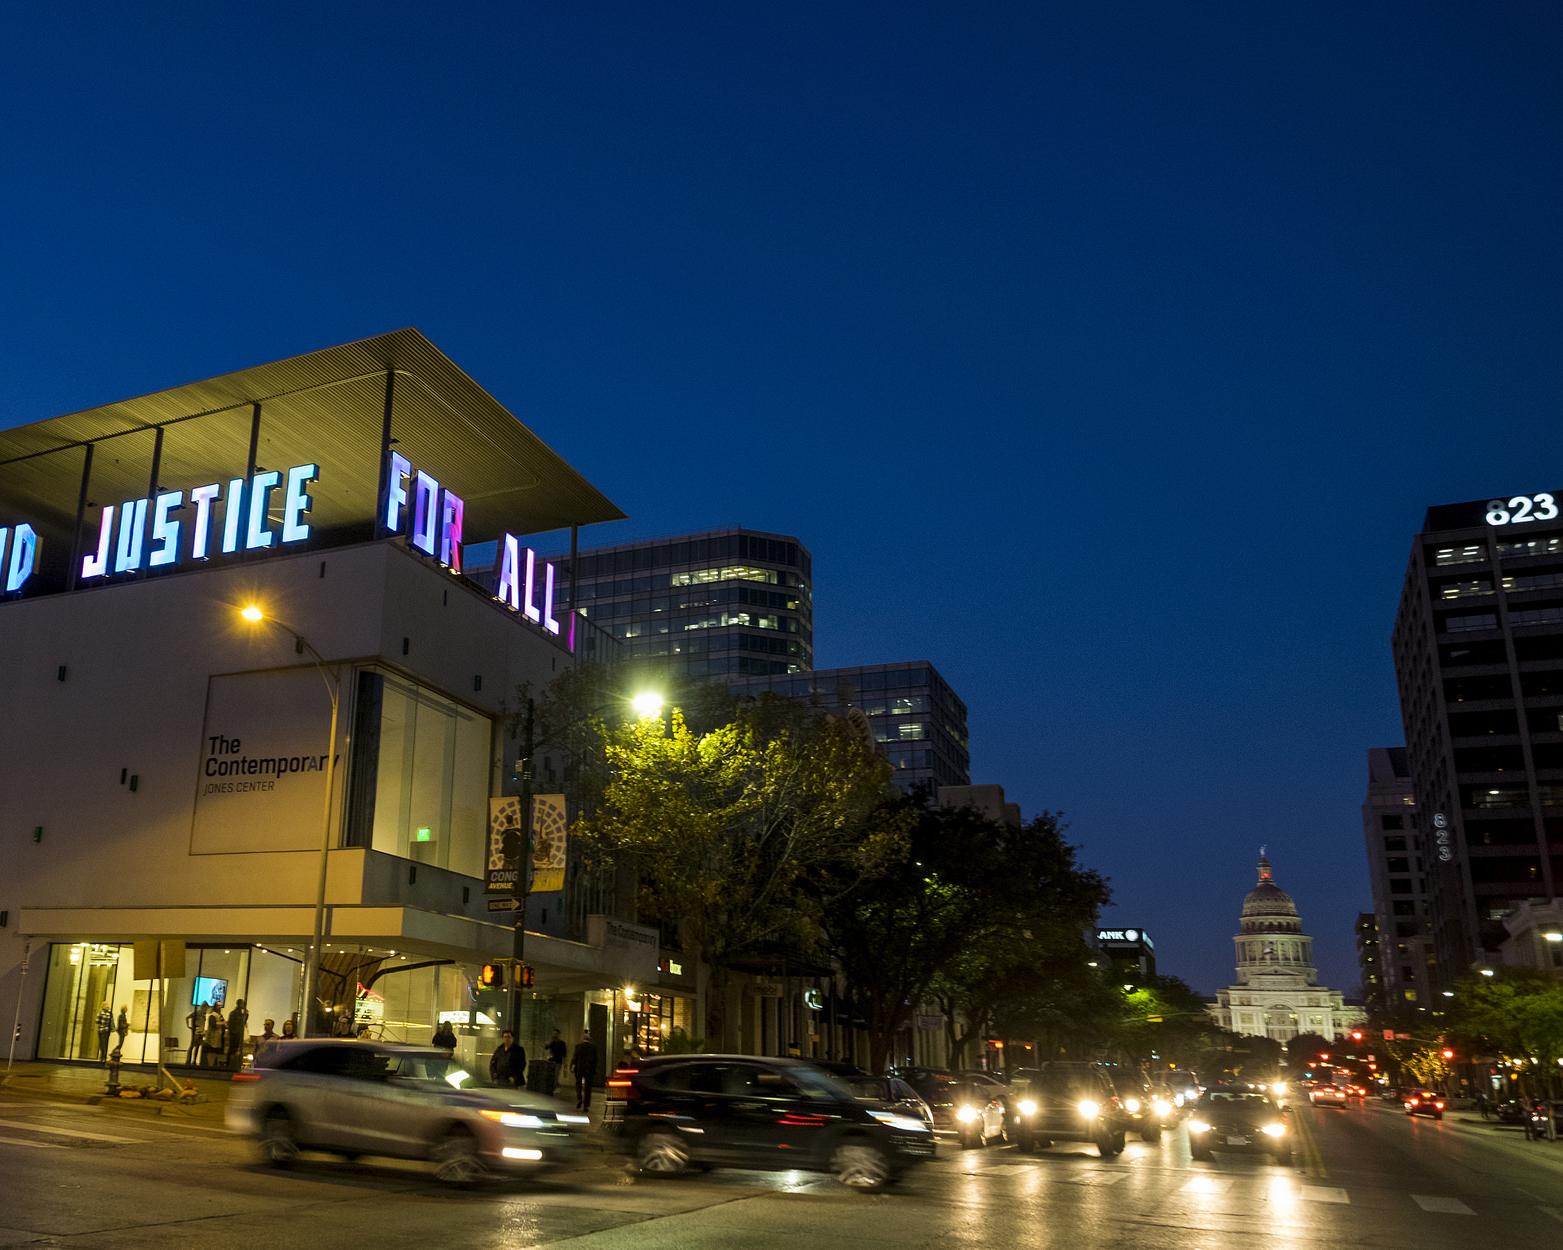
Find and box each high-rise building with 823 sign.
[1392,490,1563,982]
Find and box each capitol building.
[1208,851,1362,1044]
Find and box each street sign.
[487,898,519,912]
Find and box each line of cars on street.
[227,1039,1252,1194]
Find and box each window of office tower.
[343,670,492,874]
[670,565,779,586]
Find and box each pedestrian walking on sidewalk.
[95,1003,113,1063]
[546,1030,567,1095]
[571,1031,600,1112]
[490,1031,526,1087]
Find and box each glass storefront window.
[345,669,493,875]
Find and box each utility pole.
[508,696,536,1040]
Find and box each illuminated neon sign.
[494,533,562,638]
[0,523,39,592]
[382,453,464,572]
[80,464,319,581]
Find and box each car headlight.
[1152,1099,1172,1116]
[1188,1119,1211,1133]
[558,1113,591,1125]
[1124,1097,1141,1114]
[481,1110,545,1128]
[1076,1099,1100,1119]
[1261,1122,1287,1137]
[1018,1098,1038,1117]
[1173,1094,1185,1107]
[955,1104,981,1123]
[870,1110,929,1132]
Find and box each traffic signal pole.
[508,697,535,1040]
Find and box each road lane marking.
[0,1117,144,1144]
[1060,1170,1126,1185]
[1411,1195,1474,1215]
[1541,1207,1563,1225]
[1180,1177,1233,1194]
[0,1136,64,1149]
[1300,1185,1348,1204]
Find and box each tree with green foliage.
[1448,969,1563,1098]
[573,698,903,1048]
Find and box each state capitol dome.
[1206,848,1363,1044]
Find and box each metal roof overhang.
[0,328,624,544]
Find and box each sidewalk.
[0,1060,236,1118]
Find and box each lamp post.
[240,604,339,1038]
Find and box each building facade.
[1359,746,1436,1008]
[730,661,971,793]
[559,529,813,679]
[1498,899,1563,980]
[1355,913,1385,1013]
[1208,852,1361,1043]
[0,331,697,1077]
[1392,492,1563,979]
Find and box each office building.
[1498,899,1563,980]
[1207,852,1361,1043]
[1355,912,1385,1014]
[1360,747,1435,1007]
[559,529,812,679]
[729,661,971,793]
[1392,491,1563,978]
[0,331,688,1073]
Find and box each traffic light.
[478,963,500,988]
[516,963,536,989]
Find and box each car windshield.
[393,1053,474,1087]
[790,1065,856,1101]
[845,1077,888,1099]
[1203,1090,1273,1108]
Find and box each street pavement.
[0,1088,1560,1248]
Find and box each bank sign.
[3,454,570,648]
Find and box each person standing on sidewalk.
[489,1031,526,1088]
[114,1006,130,1054]
[546,1030,567,1096]
[571,1031,600,1112]
[186,1002,209,1066]
[225,999,249,1070]
[95,1003,113,1063]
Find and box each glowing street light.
[631,691,664,720]
[240,604,264,622]
[1544,931,1563,943]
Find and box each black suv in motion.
[1004,1062,1126,1157]
[604,1055,935,1190]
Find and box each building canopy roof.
[0,328,624,549]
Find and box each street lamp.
[1543,931,1563,943]
[239,603,339,1038]
[631,691,664,720]
[1479,968,1496,977]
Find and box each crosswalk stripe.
[1300,1185,1349,1204]
[0,1117,144,1144]
[1411,1195,1474,1215]
[1060,1170,1126,1186]
[0,1136,64,1149]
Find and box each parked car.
[1403,1089,1445,1120]
[226,1040,587,1185]
[898,1068,1007,1148]
[604,1055,935,1190]
[843,1074,935,1131]
[1004,1063,1127,1158]
[1188,1085,1292,1165]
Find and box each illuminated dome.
[1241,851,1301,929]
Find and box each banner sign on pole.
[487,796,522,893]
[530,793,568,894]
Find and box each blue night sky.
[4,4,1562,995]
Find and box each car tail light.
[606,1067,640,1099]
[1435,1101,1445,1110]
[1408,1097,1419,1105]
[231,1072,260,1082]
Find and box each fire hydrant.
[105,1046,123,1097]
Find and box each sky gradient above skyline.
[4,3,1562,994]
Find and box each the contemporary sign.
[0,523,38,592]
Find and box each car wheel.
[1191,1145,1214,1162]
[960,1128,980,1149]
[260,1109,300,1168]
[432,1128,487,1186]
[1094,1129,1117,1158]
[1433,1113,1443,1121]
[1140,1125,1161,1143]
[636,1129,691,1176]
[832,1141,892,1191]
